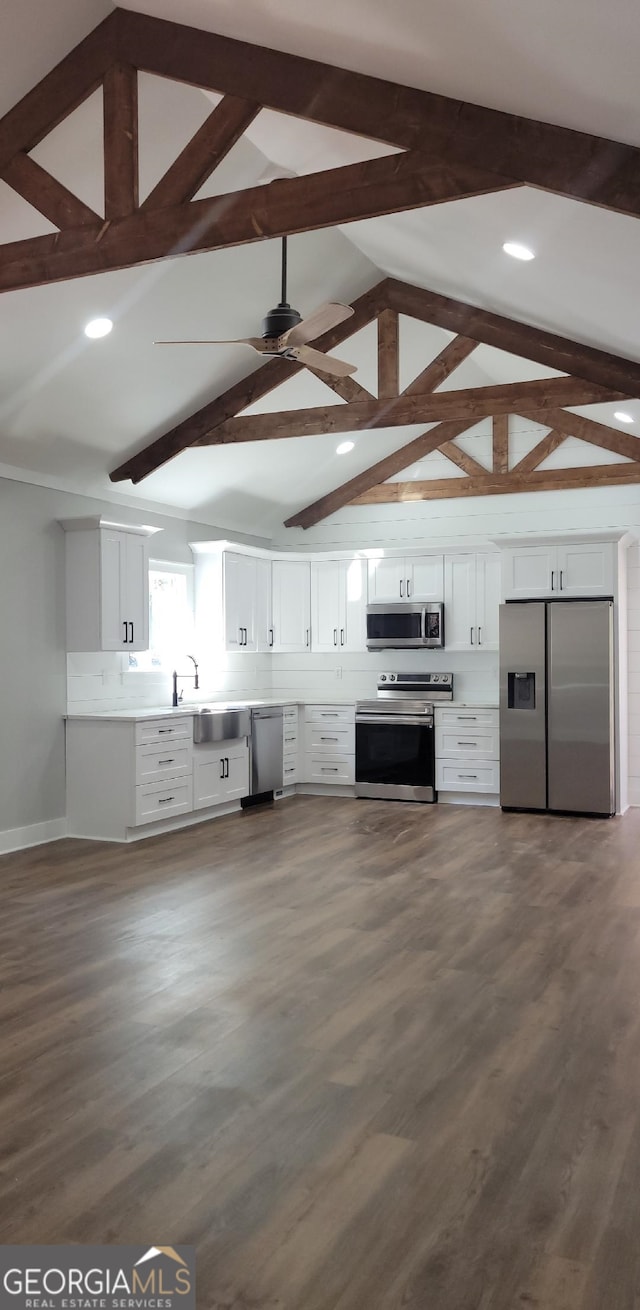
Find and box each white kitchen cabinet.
[502,541,616,600]
[368,555,443,603]
[256,556,273,652]
[193,739,250,809]
[62,519,154,652]
[434,706,500,799]
[271,561,311,652]
[300,704,356,788]
[223,551,258,651]
[311,559,366,653]
[443,552,499,651]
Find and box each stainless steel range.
[355,671,454,803]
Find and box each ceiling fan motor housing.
[261,302,302,339]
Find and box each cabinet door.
[444,555,477,650]
[122,533,149,651]
[311,561,342,652]
[271,561,311,652]
[503,545,556,599]
[255,557,273,652]
[193,753,225,809]
[475,553,501,651]
[223,552,257,651]
[341,558,367,651]
[222,744,250,802]
[367,558,406,602]
[100,530,128,650]
[556,542,615,597]
[407,555,444,601]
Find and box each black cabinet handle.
[333,628,338,646]
[470,626,475,645]
[158,758,175,765]
[123,621,128,644]
[129,621,134,644]
[158,796,175,804]
[220,758,225,778]
[560,570,564,591]
[406,578,411,598]
[478,626,482,645]
[306,628,310,647]
[225,757,229,778]
[551,570,555,591]
[340,628,345,645]
[269,628,274,647]
[399,579,404,598]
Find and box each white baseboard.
[0,817,67,855]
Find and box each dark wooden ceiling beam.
[0,14,117,170]
[0,152,100,228]
[103,62,138,220]
[492,414,509,473]
[377,309,399,399]
[283,418,480,528]
[201,379,623,446]
[0,154,517,295]
[518,408,640,461]
[511,426,567,473]
[440,440,488,478]
[115,8,640,220]
[351,462,640,505]
[110,280,387,483]
[402,335,477,395]
[385,280,640,397]
[141,96,261,211]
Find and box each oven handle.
[356,715,434,727]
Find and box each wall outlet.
[336,666,342,679]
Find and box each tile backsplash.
[66,650,273,713]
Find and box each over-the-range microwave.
[366,602,445,650]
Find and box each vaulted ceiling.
[2,0,640,539]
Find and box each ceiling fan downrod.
[261,236,302,340]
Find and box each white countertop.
[66,695,497,722]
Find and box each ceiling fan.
[155,237,357,377]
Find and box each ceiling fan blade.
[154,337,264,350]
[286,302,354,347]
[289,344,357,377]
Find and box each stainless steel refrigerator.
[499,601,615,816]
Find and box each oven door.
[355,715,436,802]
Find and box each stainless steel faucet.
[172,654,199,707]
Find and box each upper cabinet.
[62,519,155,652]
[222,551,259,651]
[444,552,501,651]
[502,541,616,600]
[368,555,443,603]
[271,561,311,653]
[311,559,366,652]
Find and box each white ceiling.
[1,0,640,537]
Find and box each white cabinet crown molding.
[60,517,161,537]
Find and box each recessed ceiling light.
[614,410,634,424]
[336,441,354,454]
[84,317,113,339]
[502,241,535,261]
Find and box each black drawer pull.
[158,796,175,804]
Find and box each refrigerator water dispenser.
[508,671,536,710]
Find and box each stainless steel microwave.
[366,602,445,650]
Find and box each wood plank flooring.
[2,796,640,1308]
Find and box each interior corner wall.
[0,476,267,850]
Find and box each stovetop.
[356,671,453,716]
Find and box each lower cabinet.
[434,706,500,799]
[193,739,250,809]
[282,704,300,786]
[301,704,355,786]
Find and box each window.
[128,563,194,671]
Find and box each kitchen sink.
[193,706,251,743]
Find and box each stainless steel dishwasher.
[247,705,284,802]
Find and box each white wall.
[272,648,497,705]
[66,650,273,714]
[0,476,268,849]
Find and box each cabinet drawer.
[134,776,193,825]
[283,726,299,750]
[436,726,499,760]
[304,753,355,784]
[134,717,192,746]
[135,740,192,784]
[435,707,498,729]
[283,752,299,784]
[283,705,299,721]
[436,758,499,793]
[304,705,355,725]
[304,724,354,754]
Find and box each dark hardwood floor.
[2,796,640,1308]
